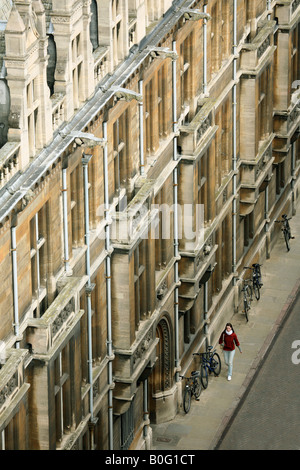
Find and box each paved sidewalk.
[151,203,300,451]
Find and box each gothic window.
[221,98,230,177]
[243,211,254,248]
[129,23,136,49]
[291,25,299,101]
[210,2,218,73]
[145,79,153,155]
[0,399,27,449]
[30,203,48,317]
[120,397,134,450]
[72,33,83,109]
[257,65,271,142]
[154,187,171,272]
[180,34,191,110]
[47,35,56,96]
[113,112,128,197]
[112,0,122,67]
[221,0,230,60]
[157,65,167,138]
[183,309,191,344]
[197,150,209,226]
[90,0,99,51]
[26,78,39,157]
[54,345,72,446]
[79,266,106,384]
[134,239,147,329]
[0,79,10,148]
[70,164,82,248]
[276,161,285,195]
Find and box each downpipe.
[172,41,180,384]
[62,168,71,274]
[103,121,114,451]
[11,225,20,349]
[138,80,145,176]
[232,0,239,310]
[82,153,97,448]
[203,2,208,95]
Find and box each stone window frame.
[54,345,72,446]
[180,33,192,111]
[26,78,39,157]
[30,204,48,318]
[133,238,147,330]
[71,32,83,110]
[113,112,128,197]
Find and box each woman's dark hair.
[224,322,234,333]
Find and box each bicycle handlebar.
[244,264,262,270]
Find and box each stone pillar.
[5,5,29,168]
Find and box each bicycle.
[241,278,252,322]
[244,263,263,300]
[180,371,201,413]
[275,214,295,252]
[193,346,221,389]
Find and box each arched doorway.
[149,317,177,423]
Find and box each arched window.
[47,35,56,96]
[90,0,99,51]
[0,79,10,148]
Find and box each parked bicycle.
[244,263,263,300]
[180,370,201,413]
[275,214,295,252]
[241,277,252,322]
[193,346,221,389]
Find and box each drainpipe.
[232,0,238,288]
[203,2,208,95]
[267,0,271,20]
[204,281,208,348]
[172,40,180,383]
[138,80,145,176]
[143,378,149,441]
[11,225,20,349]
[62,167,71,274]
[103,121,114,450]
[82,153,97,448]
[291,141,296,215]
[265,182,271,258]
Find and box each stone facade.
[0,0,299,450]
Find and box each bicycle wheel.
[193,377,201,399]
[211,353,221,376]
[284,229,290,251]
[201,363,209,389]
[246,283,253,302]
[244,296,250,322]
[256,265,262,284]
[253,280,260,300]
[183,388,191,413]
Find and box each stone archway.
[149,316,177,424]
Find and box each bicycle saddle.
[191,370,200,377]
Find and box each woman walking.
[219,323,242,381]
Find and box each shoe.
[291,236,295,239]
[227,376,231,381]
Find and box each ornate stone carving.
[133,331,152,365]
[0,373,18,409]
[52,300,74,337]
